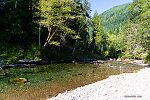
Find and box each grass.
[0,61,144,100]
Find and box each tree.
[107,32,124,58]
[71,0,91,56]
[35,0,91,60]
[91,11,104,54]
[36,0,77,49]
[128,0,150,61]
[122,21,145,59]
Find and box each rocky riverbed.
[48,67,150,100]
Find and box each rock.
[110,58,116,61]
[116,58,122,62]
[9,78,28,84]
[124,58,130,63]
[18,59,42,64]
[80,59,97,63]
[96,60,105,63]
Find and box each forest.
[0,0,149,63]
[0,0,150,99]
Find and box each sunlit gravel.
[48,67,150,100]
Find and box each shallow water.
[0,61,144,100]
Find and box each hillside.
[100,3,130,33]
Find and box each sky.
[89,0,133,15]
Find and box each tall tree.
[71,0,91,56]
[91,11,104,54]
[122,21,145,59]
[35,0,91,60]
[36,0,77,49]
[127,0,150,61]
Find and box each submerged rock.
[9,78,28,84]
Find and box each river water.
[0,61,144,100]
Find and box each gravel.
[48,67,150,100]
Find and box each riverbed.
[48,67,150,100]
[0,61,144,100]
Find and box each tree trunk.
[72,39,78,55]
[42,26,52,50]
[39,24,41,49]
[15,0,17,9]
[42,26,57,51]
[72,23,81,56]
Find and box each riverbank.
[48,67,150,100]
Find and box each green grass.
[0,61,144,100]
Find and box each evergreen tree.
[127,0,150,61]
[91,11,104,54]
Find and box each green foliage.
[145,52,150,64]
[125,0,150,61]
[98,3,132,58]
[0,44,40,64]
[0,0,39,63]
[0,48,23,64]
[99,1,149,60]
[90,11,107,58]
[91,12,103,49]
[0,0,92,62]
[36,0,76,47]
[25,44,40,60]
[0,0,149,63]
[121,21,144,59]
[107,33,124,58]
[100,3,130,33]
[35,0,92,60]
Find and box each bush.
[145,52,150,64]
[24,44,40,60]
[0,44,40,64]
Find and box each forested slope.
[100,3,130,33]
[99,1,149,63]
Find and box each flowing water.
[0,61,144,100]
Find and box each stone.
[9,78,28,84]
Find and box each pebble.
[48,68,150,100]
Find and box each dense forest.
[100,3,129,33]
[100,0,150,62]
[0,0,149,64]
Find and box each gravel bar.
[48,67,150,100]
